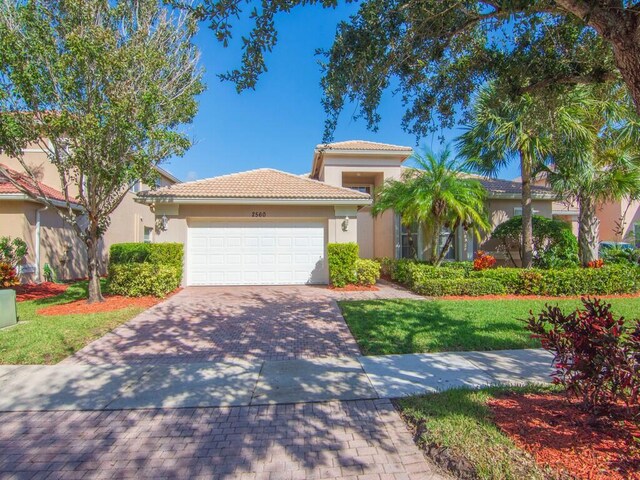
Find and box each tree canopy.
[0,0,204,302]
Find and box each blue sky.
[164,4,518,182]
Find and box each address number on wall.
[251,211,267,217]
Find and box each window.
[346,185,372,194]
[513,207,540,216]
[130,180,142,193]
[635,223,640,248]
[438,228,456,260]
[143,227,153,243]
[400,224,418,259]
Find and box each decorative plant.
[0,262,19,288]
[473,250,496,271]
[587,259,605,269]
[525,297,640,412]
[43,263,55,283]
[0,236,28,268]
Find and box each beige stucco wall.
[0,200,87,281]
[152,202,360,285]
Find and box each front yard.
[0,281,149,364]
[339,297,640,355]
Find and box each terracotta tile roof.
[316,140,413,152]
[140,168,372,201]
[0,164,78,204]
[474,176,556,197]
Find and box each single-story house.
[137,140,558,286]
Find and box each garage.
[187,222,327,286]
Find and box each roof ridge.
[152,167,272,193]
[315,139,413,151]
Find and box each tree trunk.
[435,226,457,266]
[406,225,418,260]
[577,194,600,266]
[86,231,104,304]
[520,151,534,268]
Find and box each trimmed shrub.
[377,257,397,278]
[407,263,466,287]
[327,243,359,287]
[108,263,182,297]
[526,297,640,411]
[109,243,183,268]
[412,277,505,296]
[355,259,381,286]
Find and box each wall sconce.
[156,214,169,232]
[341,216,349,232]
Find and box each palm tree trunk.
[520,151,534,268]
[577,194,600,266]
[406,225,417,260]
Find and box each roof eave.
[487,192,558,200]
[135,196,372,206]
[0,192,84,210]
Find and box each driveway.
[66,282,420,365]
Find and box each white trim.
[0,193,83,210]
[136,197,371,206]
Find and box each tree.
[456,84,556,268]
[372,148,490,265]
[0,0,203,303]
[188,0,640,138]
[546,87,640,265]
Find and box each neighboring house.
[138,140,557,286]
[0,143,179,281]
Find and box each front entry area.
[186,222,327,286]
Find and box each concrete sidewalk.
[0,349,554,411]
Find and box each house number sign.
[251,211,267,217]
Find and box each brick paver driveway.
[66,283,419,365]
[0,283,448,480]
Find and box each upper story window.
[513,207,539,216]
[130,180,142,193]
[346,185,372,195]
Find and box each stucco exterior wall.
[152,203,360,284]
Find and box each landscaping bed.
[339,297,640,354]
[12,282,69,302]
[397,386,639,480]
[36,294,162,316]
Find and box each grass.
[397,385,560,480]
[0,281,147,364]
[339,297,640,355]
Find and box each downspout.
[35,205,48,283]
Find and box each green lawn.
[397,385,558,480]
[0,281,147,364]
[339,297,640,355]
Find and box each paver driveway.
[66,283,419,365]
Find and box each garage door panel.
[187,222,326,286]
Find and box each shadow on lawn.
[340,299,541,355]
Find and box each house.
[138,140,557,286]
[0,143,179,281]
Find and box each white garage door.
[187,222,327,286]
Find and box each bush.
[377,257,397,278]
[526,297,640,411]
[109,242,183,268]
[355,259,381,286]
[412,277,505,296]
[327,243,359,287]
[0,262,19,288]
[108,263,182,297]
[0,236,27,268]
[492,215,579,268]
[602,246,640,266]
[473,250,496,270]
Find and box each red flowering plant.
[587,259,605,268]
[473,250,496,271]
[0,262,19,288]
[525,297,640,412]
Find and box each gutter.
[35,205,48,283]
[134,196,372,206]
[0,193,83,210]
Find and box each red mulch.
[36,295,162,316]
[329,284,380,292]
[488,392,640,480]
[12,282,69,302]
[439,293,640,301]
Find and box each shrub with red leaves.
[587,259,605,268]
[526,297,640,412]
[0,262,19,288]
[473,250,497,271]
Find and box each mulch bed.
[488,392,640,480]
[12,282,69,302]
[439,293,640,301]
[36,295,162,316]
[329,284,380,292]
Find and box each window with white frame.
[513,207,540,216]
[346,185,372,195]
[143,227,153,243]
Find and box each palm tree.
[457,84,554,268]
[372,148,490,266]
[547,87,640,265]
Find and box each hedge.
[380,257,640,297]
[355,258,381,286]
[108,263,182,297]
[109,243,183,268]
[327,243,359,287]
